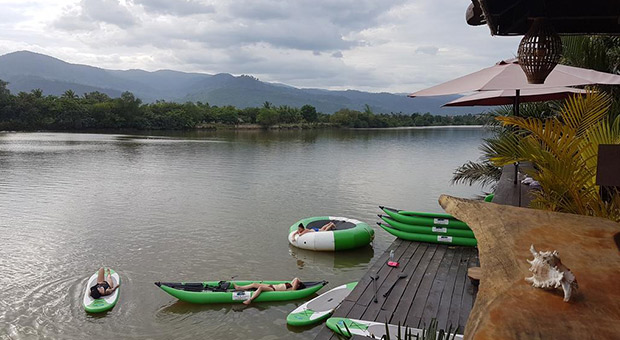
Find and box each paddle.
[370,274,379,303]
[383,273,407,298]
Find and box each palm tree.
[31,89,43,98]
[452,36,620,192]
[62,90,78,99]
[451,102,556,191]
[487,92,620,221]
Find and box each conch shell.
[525,245,578,302]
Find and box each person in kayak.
[233,278,305,305]
[292,222,336,238]
[90,267,120,299]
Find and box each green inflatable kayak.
[379,206,470,230]
[155,280,327,304]
[83,269,120,313]
[378,223,477,247]
[378,215,475,238]
[287,282,357,326]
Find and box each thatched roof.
[467,0,620,35]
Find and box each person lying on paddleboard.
[292,222,336,238]
[90,267,120,299]
[233,278,305,305]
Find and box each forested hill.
[0,51,479,115]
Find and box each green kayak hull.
[380,206,470,230]
[379,215,475,238]
[155,280,327,304]
[379,223,477,247]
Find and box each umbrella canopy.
[410,59,620,97]
[443,87,589,107]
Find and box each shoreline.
[1,124,485,134]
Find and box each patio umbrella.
[443,87,589,107]
[409,58,620,98]
[411,58,620,191]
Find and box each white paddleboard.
[326,317,464,339]
[287,282,357,326]
[82,269,120,313]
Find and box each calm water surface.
[0,128,488,339]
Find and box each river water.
[0,128,488,339]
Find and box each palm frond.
[557,91,611,136]
[451,161,501,188]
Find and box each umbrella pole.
[513,90,520,187]
[512,89,521,207]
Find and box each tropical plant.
[453,35,620,192]
[485,91,620,221]
[562,35,620,120]
[451,160,502,189]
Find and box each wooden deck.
[314,239,479,339]
[493,163,534,207]
[313,162,528,339]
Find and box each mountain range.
[0,51,479,115]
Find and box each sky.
[0,0,521,93]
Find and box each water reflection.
[0,129,488,339]
[288,245,374,270]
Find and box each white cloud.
[131,0,215,16]
[0,0,522,92]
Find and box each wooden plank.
[344,239,402,303]
[360,242,423,321]
[435,247,464,330]
[419,246,457,326]
[404,245,448,328]
[389,243,438,325]
[446,246,470,331]
[347,301,371,319]
[313,324,337,340]
[315,240,480,340]
[494,163,535,207]
[458,249,478,328]
[374,242,429,323]
[355,240,416,307]
[331,299,355,318]
[492,165,520,206]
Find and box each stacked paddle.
[377,206,477,247]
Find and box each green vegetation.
[0,82,487,131]
[453,36,620,221]
[491,92,620,221]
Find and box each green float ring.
[288,216,374,251]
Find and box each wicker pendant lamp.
[518,18,562,84]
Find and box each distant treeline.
[0,80,487,130]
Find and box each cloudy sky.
[0,0,521,93]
